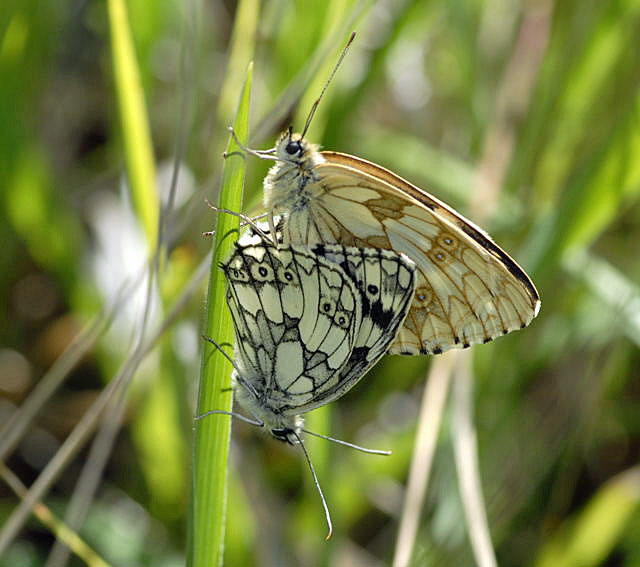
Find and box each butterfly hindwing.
[224,241,364,413]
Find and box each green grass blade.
[189,63,252,567]
[107,0,159,250]
[535,467,640,567]
[527,89,640,271]
[216,0,259,125]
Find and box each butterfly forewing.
[296,245,416,411]
[265,138,540,356]
[291,245,417,412]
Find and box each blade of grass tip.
[189,63,252,567]
[107,0,159,251]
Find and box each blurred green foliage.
[1,0,639,566]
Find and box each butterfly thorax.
[233,371,304,445]
[263,132,324,213]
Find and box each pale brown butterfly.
[237,32,540,355]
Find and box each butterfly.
[220,236,417,444]
[260,133,540,356]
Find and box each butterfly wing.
[223,242,363,414]
[286,245,417,413]
[279,151,540,355]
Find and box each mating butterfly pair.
[215,236,418,538]
[209,33,540,538]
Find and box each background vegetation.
[1,0,639,566]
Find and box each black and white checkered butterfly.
[222,239,417,444]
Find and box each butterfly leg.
[204,199,275,244]
[224,126,277,160]
[194,408,263,427]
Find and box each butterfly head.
[268,413,304,445]
[270,426,301,445]
[274,129,321,167]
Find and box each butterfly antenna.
[293,430,333,540]
[301,31,356,139]
[302,428,392,456]
[267,213,280,249]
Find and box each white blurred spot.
[173,321,199,365]
[0,348,32,395]
[386,38,432,110]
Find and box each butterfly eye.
[285,140,302,155]
[334,310,350,329]
[251,263,274,282]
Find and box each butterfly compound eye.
[271,428,297,445]
[285,140,302,155]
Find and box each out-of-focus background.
[1,0,640,565]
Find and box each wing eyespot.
[277,266,298,284]
[334,310,350,329]
[228,267,249,281]
[320,297,337,317]
[430,248,448,263]
[250,263,274,282]
[437,233,458,251]
[415,287,432,305]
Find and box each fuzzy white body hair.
[263,133,324,212]
[232,370,304,444]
